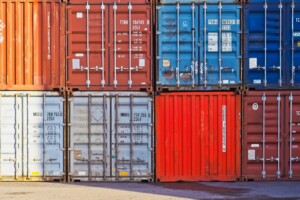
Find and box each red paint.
[66,2,152,91]
[0,1,65,91]
[155,92,241,182]
[242,91,300,181]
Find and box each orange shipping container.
[0,0,65,91]
[155,92,241,182]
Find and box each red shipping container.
[66,2,152,91]
[242,91,300,181]
[155,92,241,182]
[0,0,65,91]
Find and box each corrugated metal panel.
[156,3,241,90]
[0,92,65,181]
[68,92,153,181]
[155,92,241,182]
[242,91,300,181]
[244,1,300,89]
[0,1,65,91]
[66,3,152,91]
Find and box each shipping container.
[0,91,65,181]
[242,91,300,181]
[156,3,241,91]
[66,2,153,91]
[244,0,300,90]
[0,1,65,91]
[68,92,153,181]
[155,92,241,182]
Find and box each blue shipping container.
[156,3,241,90]
[244,0,300,89]
[159,0,238,4]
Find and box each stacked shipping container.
[155,0,242,182]
[241,0,300,181]
[66,0,154,181]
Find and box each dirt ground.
[0,182,300,200]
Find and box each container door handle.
[291,2,295,86]
[262,93,266,178]
[176,2,180,87]
[289,93,293,178]
[277,94,281,178]
[263,2,268,87]
[203,2,207,87]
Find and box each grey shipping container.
[0,92,66,181]
[68,92,153,181]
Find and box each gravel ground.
[0,181,300,200]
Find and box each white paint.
[208,19,218,25]
[75,53,84,57]
[223,80,229,84]
[208,32,218,52]
[253,79,262,84]
[0,20,5,31]
[251,144,260,148]
[249,58,257,69]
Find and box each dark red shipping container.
[0,0,65,91]
[66,2,152,91]
[242,91,300,181]
[155,92,241,182]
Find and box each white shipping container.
[0,92,65,181]
[68,92,153,181]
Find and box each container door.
[287,2,300,88]
[25,96,64,178]
[111,95,152,180]
[69,95,110,181]
[157,4,199,87]
[243,93,285,179]
[109,4,152,89]
[0,96,22,179]
[285,93,300,179]
[244,3,284,89]
[200,4,240,87]
[67,2,109,89]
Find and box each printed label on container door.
[249,58,257,69]
[248,150,256,160]
[208,32,218,52]
[222,33,232,52]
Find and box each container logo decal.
[163,59,170,67]
[252,103,259,111]
[293,32,300,37]
[222,105,226,153]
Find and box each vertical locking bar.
[0,95,1,177]
[87,95,91,180]
[42,94,46,179]
[191,3,195,88]
[204,2,207,87]
[101,2,105,87]
[262,93,266,178]
[277,93,281,178]
[115,95,119,180]
[176,2,180,87]
[291,1,295,86]
[26,95,29,179]
[128,3,133,88]
[113,3,118,88]
[278,2,282,87]
[289,93,293,178]
[129,95,133,180]
[102,94,107,180]
[218,1,222,87]
[14,95,18,180]
[264,1,268,87]
[85,2,91,88]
